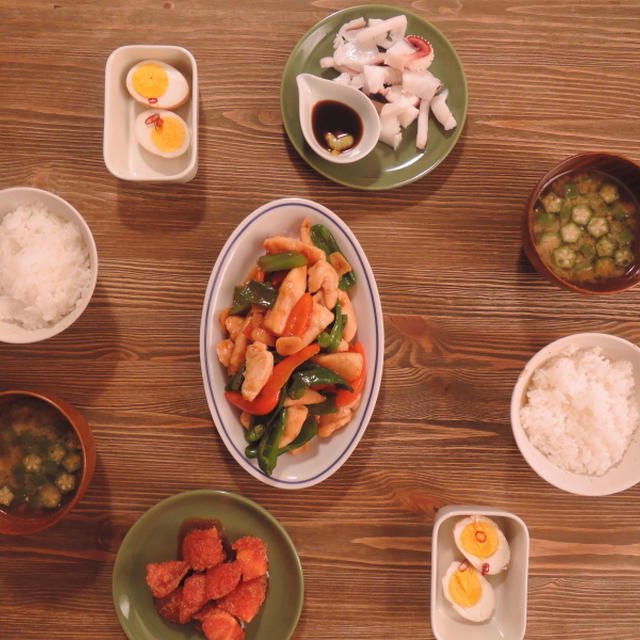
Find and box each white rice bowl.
[0,187,97,343]
[511,333,640,495]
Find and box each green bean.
[245,422,266,443]
[245,443,259,459]
[257,408,287,476]
[225,363,245,392]
[257,251,307,273]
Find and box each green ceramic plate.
[280,4,468,190]
[112,490,303,640]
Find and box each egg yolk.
[448,565,482,608]
[150,116,185,153]
[460,521,498,558]
[131,63,168,99]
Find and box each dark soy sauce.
[312,100,363,152]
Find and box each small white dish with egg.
[103,45,198,182]
[431,505,529,640]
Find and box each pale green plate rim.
[280,3,468,190]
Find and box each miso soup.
[0,397,82,516]
[533,170,639,284]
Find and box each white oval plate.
[200,198,384,489]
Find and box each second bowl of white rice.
[0,187,98,343]
[510,333,640,495]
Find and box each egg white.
[442,560,495,623]
[126,60,190,110]
[453,515,510,575]
[134,109,191,159]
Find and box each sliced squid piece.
[381,101,419,129]
[337,16,367,41]
[363,64,389,95]
[431,89,457,130]
[355,14,407,48]
[384,38,418,70]
[416,98,430,150]
[379,111,402,150]
[333,39,385,73]
[384,85,419,106]
[402,70,442,102]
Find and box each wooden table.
[2,1,640,638]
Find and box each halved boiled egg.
[442,560,495,623]
[135,109,190,158]
[126,60,190,110]
[453,515,510,575]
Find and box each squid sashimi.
[319,13,457,151]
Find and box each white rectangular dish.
[103,44,198,182]
[431,505,529,640]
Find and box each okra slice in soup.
[587,216,609,238]
[553,245,577,269]
[571,204,592,226]
[560,223,581,244]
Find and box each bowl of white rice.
[0,187,98,343]
[511,333,640,495]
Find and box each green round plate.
[280,4,468,190]
[112,490,303,640]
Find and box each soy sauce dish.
[296,73,381,164]
[199,197,384,489]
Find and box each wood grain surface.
[1,0,640,638]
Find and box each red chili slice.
[148,97,158,104]
[406,35,432,57]
[144,113,160,126]
[458,560,469,571]
[475,530,487,543]
[481,562,490,575]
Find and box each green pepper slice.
[318,302,345,353]
[230,279,277,315]
[257,251,307,273]
[309,224,356,290]
[287,365,353,400]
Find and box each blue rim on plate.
[199,198,384,489]
[112,489,303,640]
[280,4,468,190]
